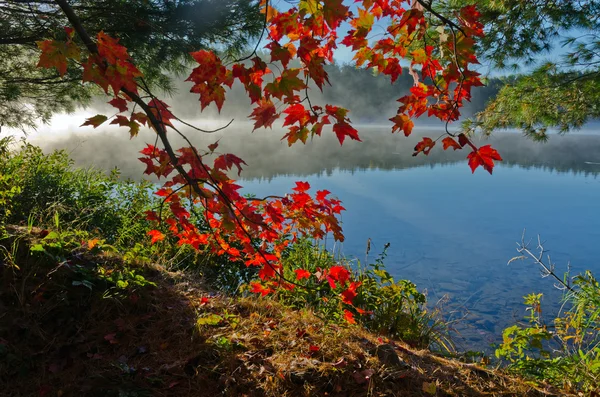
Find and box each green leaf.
[30,244,45,252]
[197,314,223,327]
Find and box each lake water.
[27,122,600,353]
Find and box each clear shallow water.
[30,125,600,352]
[241,164,600,351]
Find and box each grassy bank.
[0,139,588,396]
[1,225,564,397]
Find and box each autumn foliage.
[37,0,499,322]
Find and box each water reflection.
[31,125,600,181]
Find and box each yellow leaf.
[299,0,320,14]
[411,48,427,64]
[422,381,436,395]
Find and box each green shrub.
[0,140,157,250]
[273,239,452,351]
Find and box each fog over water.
[29,123,600,181]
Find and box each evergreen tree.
[446,0,600,140]
[0,0,263,130]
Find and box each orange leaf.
[251,282,273,296]
[283,104,311,127]
[410,48,427,64]
[97,31,130,64]
[442,137,461,151]
[389,113,414,136]
[36,39,80,76]
[87,238,100,250]
[283,126,310,146]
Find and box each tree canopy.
[0,0,263,130]
[449,0,600,140]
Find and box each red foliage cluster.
[37,0,500,322]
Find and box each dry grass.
[0,227,573,397]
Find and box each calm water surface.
[31,124,600,352]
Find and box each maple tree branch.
[56,1,303,289]
[54,0,208,201]
[137,76,235,134]
[416,0,466,37]
[174,115,234,134]
[131,59,306,289]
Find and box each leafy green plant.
[97,265,156,292]
[497,235,600,392]
[354,247,453,352]
[29,213,88,261]
[0,142,162,251]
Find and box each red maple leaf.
[295,269,311,280]
[97,31,130,64]
[251,282,273,296]
[108,97,128,113]
[467,145,503,174]
[413,137,435,156]
[249,99,279,130]
[343,309,356,324]
[213,154,247,176]
[283,104,311,127]
[333,122,361,145]
[147,229,165,244]
[148,99,175,128]
[266,41,296,68]
[323,0,349,29]
[292,181,311,192]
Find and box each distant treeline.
[321,63,503,123]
